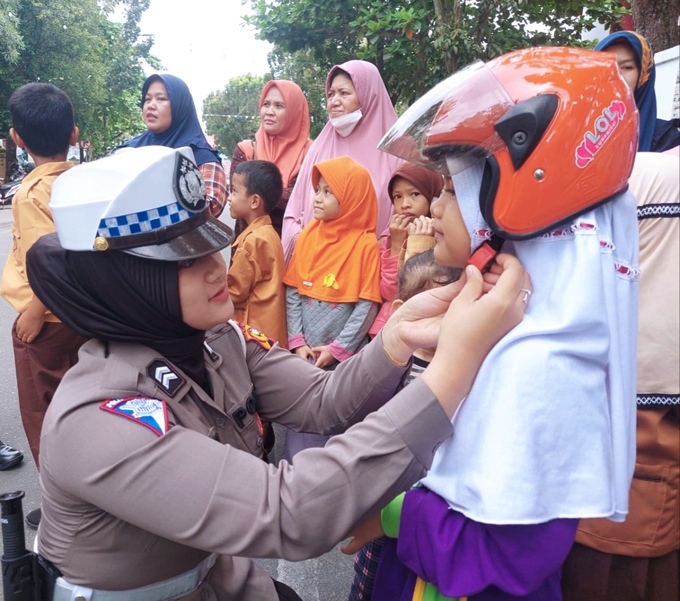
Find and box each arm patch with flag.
[100,396,169,437]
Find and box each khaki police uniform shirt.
[38,322,453,600]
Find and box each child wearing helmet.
[345,46,640,601]
[24,145,530,598]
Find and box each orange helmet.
[379,47,639,239]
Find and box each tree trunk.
[5,136,17,181]
[631,0,679,52]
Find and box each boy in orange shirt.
[0,83,88,528]
[228,160,287,347]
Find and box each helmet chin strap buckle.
[467,235,504,273]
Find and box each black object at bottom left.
[1,491,60,601]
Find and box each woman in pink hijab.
[281,60,402,261]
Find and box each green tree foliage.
[0,0,24,65]
[267,47,328,138]
[85,0,160,156]
[247,0,629,108]
[0,0,155,161]
[203,74,268,156]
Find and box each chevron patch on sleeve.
[100,397,169,437]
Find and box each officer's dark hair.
[9,83,75,157]
[234,160,283,215]
[398,249,462,302]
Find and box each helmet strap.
[467,235,504,273]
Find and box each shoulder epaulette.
[234,322,274,351]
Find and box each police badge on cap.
[49,146,233,261]
[174,154,207,213]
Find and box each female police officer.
[25,146,529,600]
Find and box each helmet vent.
[494,94,559,170]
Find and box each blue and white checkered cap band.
[97,201,192,238]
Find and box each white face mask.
[329,109,363,137]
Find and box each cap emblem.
[174,154,207,212]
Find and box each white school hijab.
[420,161,639,524]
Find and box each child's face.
[391,177,431,220]
[430,176,471,268]
[228,173,252,220]
[313,176,341,221]
[143,80,173,134]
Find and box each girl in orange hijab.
[230,80,312,237]
[283,156,381,459]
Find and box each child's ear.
[9,128,25,150]
[250,194,263,210]
[391,299,404,311]
[69,126,79,146]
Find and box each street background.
[0,205,355,600]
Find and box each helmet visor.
[124,218,233,261]
[379,61,514,175]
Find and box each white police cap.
[50,146,233,261]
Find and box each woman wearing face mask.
[121,73,228,218]
[281,60,402,262]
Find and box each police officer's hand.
[380,270,469,365]
[421,254,531,417]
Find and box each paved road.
[0,205,355,600]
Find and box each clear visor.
[124,218,233,261]
[379,61,515,175]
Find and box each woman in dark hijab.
[23,146,528,600]
[595,31,680,152]
[122,73,228,216]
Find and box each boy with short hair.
[0,83,88,527]
[227,160,288,347]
